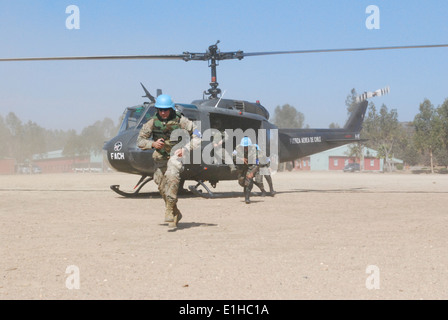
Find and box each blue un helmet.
[240,136,253,147]
[155,94,175,109]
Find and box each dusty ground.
[0,170,447,300]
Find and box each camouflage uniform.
[234,144,267,204]
[137,111,200,227]
[253,145,275,196]
[212,130,237,171]
[255,166,275,196]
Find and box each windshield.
[118,105,156,133]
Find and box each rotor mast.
[183,40,244,99]
[206,41,221,99]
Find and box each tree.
[435,98,448,167]
[272,104,305,171]
[328,122,340,129]
[21,121,47,162]
[394,122,421,166]
[345,88,358,115]
[273,104,305,128]
[413,99,443,173]
[79,118,117,156]
[434,148,448,168]
[345,89,367,168]
[1,111,119,166]
[62,129,85,158]
[5,112,26,162]
[345,142,364,169]
[101,117,118,140]
[0,115,12,158]
[61,117,118,159]
[44,129,74,153]
[363,102,403,172]
[80,121,103,156]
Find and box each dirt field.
[1,170,447,300]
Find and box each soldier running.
[137,94,201,228]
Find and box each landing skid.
[110,176,228,199]
[110,176,154,198]
[188,180,216,199]
[187,180,271,200]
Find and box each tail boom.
[277,100,368,162]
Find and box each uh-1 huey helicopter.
[2,41,447,198]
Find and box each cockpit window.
[118,105,156,133]
[138,106,156,128]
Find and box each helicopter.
[2,41,447,198]
[105,78,373,198]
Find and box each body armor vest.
[152,112,182,159]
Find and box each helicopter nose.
[103,138,128,172]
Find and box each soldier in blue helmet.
[233,136,267,204]
[137,94,201,228]
[253,143,276,197]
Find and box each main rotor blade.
[241,44,448,57]
[0,54,188,62]
[1,43,447,62]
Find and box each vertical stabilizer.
[343,100,368,132]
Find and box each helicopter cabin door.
[209,112,263,151]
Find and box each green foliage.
[0,115,10,158]
[0,112,119,162]
[4,94,448,172]
[413,99,442,150]
[62,129,85,158]
[394,122,421,166]
[413,99,443,173]
[345,142,363,162]
[345,88,358,115]
[362,102,403,171]
[273,104,305,128]
[328,122,340,129]
[434,148,448,167]
[435,98,448,167]
[342,89,448,171]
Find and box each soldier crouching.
[234,137,267,204]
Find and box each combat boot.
[254,182,267,197]
[246,180,254,204]
[244,187,251,204]
[167,201,182,228]
[164,207,174,222]
[163,195,174,222]
[265,175,276,197]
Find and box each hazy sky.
[1,0,447,132]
